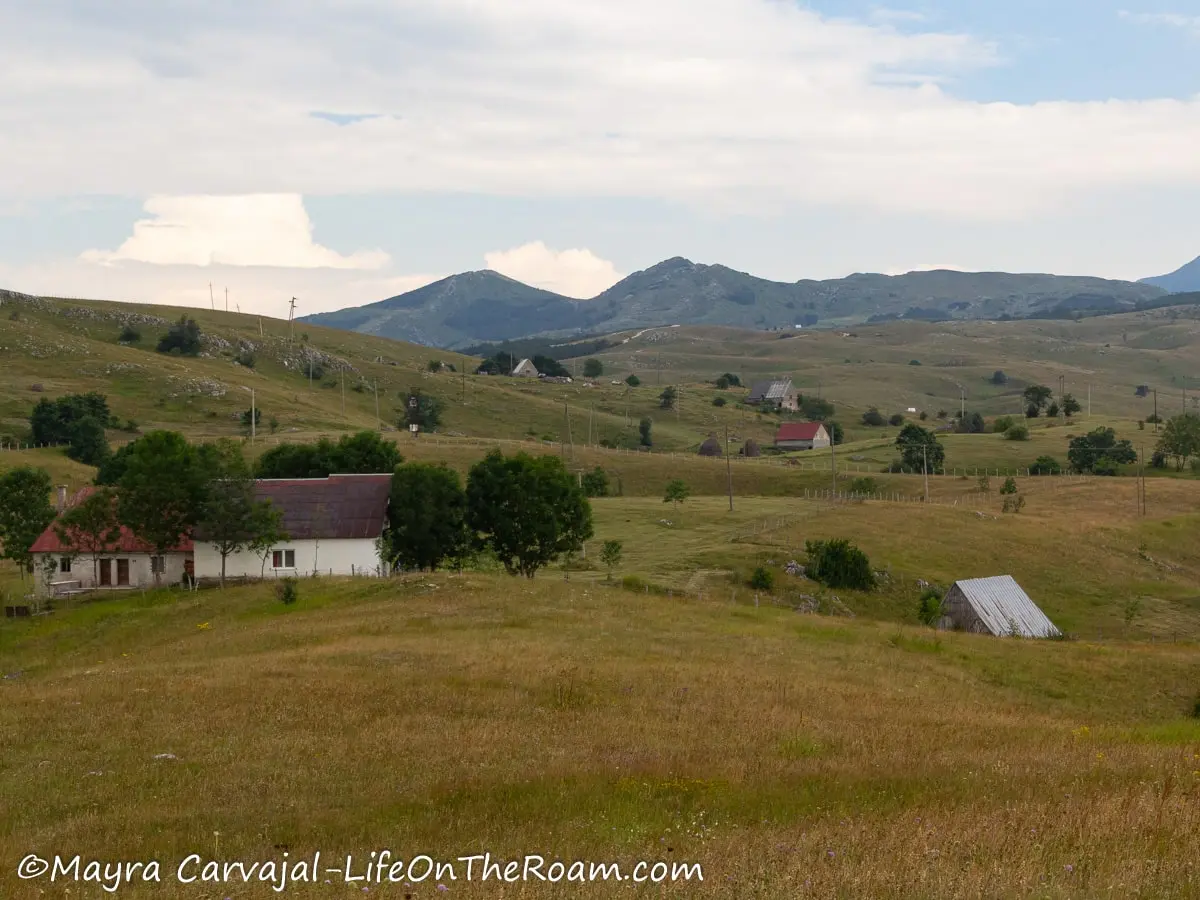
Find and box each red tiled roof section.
[775,422,825,441]
[28,487,194,554]
[254,474,392,540]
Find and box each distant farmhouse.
[30,474,394,596]
[938,576,1061,638]
[775,422,830,452]
[511,358,540,377]
[193,474,393,580]
[746,378,799,411]
[30,487,192,594]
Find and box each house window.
[60,557,72,574]
[150,556,165,574]
[271,549,296,569]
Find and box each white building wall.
[34,552,190,594]
[193,538,386,580]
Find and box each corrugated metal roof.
[748,379,792,402]
[254,474,392,541]
[776,422,824,442]
[30,487,193,554]
[949,575,1060,638]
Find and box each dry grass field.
[2,574,1199,899]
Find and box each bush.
[848,476,878,495]
[749,566,775,591]
[235,349,256,368]
[625,375,641,387]
[581,466,609,498]
[917,589,943,626]
[861,407,885,427]
[156,315,202,356]
[908,359,921,366]
[712,395,727,407]
[118,325,141,343]
[1000,476,1018,495]
[888,413,905,427]
[805,539,875,590]
[1004,424,1030,441]
[1192,694,1200,720]
[276,578,299,605]
[1030,455,1062,475]
[583,358,603,378]
[992,415,1015,434]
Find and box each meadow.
[2,573,1199,899]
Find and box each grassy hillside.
[2,573,1198,899]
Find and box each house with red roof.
[29,486,194,595]
[775,422,831,452]
[192,473,393,580]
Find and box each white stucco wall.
[34,552,190,594]
[193,538,386,580]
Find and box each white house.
[29,487,193,595]
[193,474,393,580]
[511,358,539,377]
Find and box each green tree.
[663,479,690,510]
[0,466,55,579]
[715,372,741,389]
[917,589,943,626]
[240,408,262,432]
[254,431,401,478]
[581,467,609,498]
[156,315,202,356]
[1155,413,1200,470]
[1067,428,1137,475]
[955,412,986,434]
[805,539,875,590]
[582,358,604,378]
[659,386,678,410]
[194,440,262,587]
[625,374,641,387]
[895,424,945,473]
[64,415,110,466]
[827,421,845,445]
[332,430,403,473]
[638,417,653,447]
[1046,401,1060,418]
[532,355,569,378]
[991,370,1008,385]
[1023,384,1053,417]
[248,502,289,580]
[600,540,623,581]
[385,462,468,572]
[888,413,905,427]
[54,487,122,586]
[402,391,444,431]
[30,392,113,446]
[116,431,211,584]
[465,451,594,578]
[799,396,835,421]
[1004,424,1030,441]
[1061,393,1082,417]
[1000,476,1018,495]
[750,566,774,590]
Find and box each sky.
[2,0,1200,317]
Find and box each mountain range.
[300,256,1189,350]
[1140,254,1200,293]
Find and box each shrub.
[276,578,299,605]
[625,374,641,387]
[908,359,921,366]
[992,415,1015,434]
[582,358,603,378]
[917,589,943,626]
[749,566,775,591]
[848,476,879,495]
[235,349,256,368]
[712,395,727,407]
[1192,694,1200,720]
[156,315,202,356]
[118,325,141,343]
[1004,424,1030,441]
[888,413,905,427]
[805,538,875,590]
[999,476,1018,495]
[581,466,609,497]
[861,407,885,427]
[1030,455,1062,475]
[600,540,622,580]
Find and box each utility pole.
[960,387,965,419]
[566,400,573,459]
[373,379,380,432]
[462,366,466,403]
[1154,389,1158,432]
[288,297,297,343]
[309,352,313,389]
[588,403,594,446]
[830,430,838,493]
[340,366,345,419]
[250,388,255,443]
[225,287,228,312]
[922,445,930,503]
[725,425,734,511]
[209,283,215,310]
[1087,383,1092,418]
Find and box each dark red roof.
[775,422,826,442]
[29,487,194,555]
[249,474,392,540]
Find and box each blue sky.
[1,0,1199,314]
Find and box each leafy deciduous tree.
[385,462,468,572]
[0,466,55,578]
[54,487,122,586]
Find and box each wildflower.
[1065,864,1074,874]
[438,886,449,892]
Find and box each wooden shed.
[741,438,761,457]
[937,575,1061,638]
[698,434,723,457]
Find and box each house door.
[116,559,130,586]
[98,559,112,586]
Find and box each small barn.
[697,434,722,457]
[938,575,1061,638]
[741,438,761,457]
[775,422,830,451]
[511,358,539,377]
[746,378,799,411]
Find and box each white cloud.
[1118,11,1200,35]
[0,1,1198,220]
[80,195,389,269]
[484,241,623,297]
